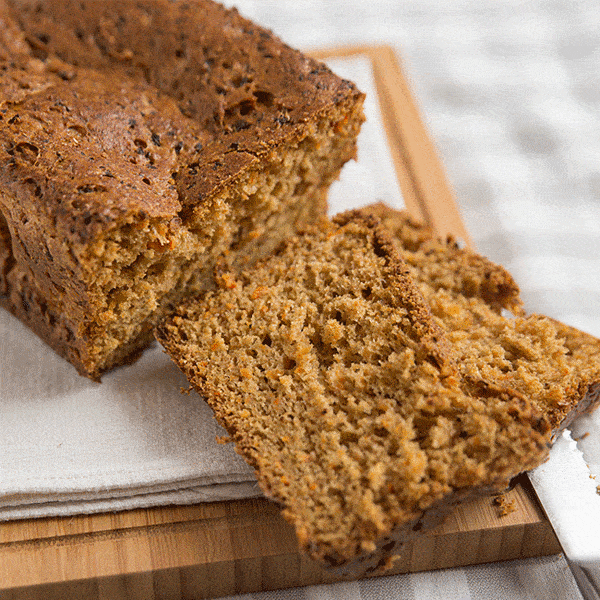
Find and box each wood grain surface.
[0,46,560,599]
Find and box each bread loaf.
[0,0,364,378]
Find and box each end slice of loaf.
[156,214,551,573]
[362,203,600,435]
[0,0,364,379]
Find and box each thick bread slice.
[156,214,551,573]
[363,203,600,435]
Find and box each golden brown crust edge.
[332,209,454,371]
[360,202,524,314]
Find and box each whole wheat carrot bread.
[156,213,553,573]
[0,0,364,379]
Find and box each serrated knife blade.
[529,429,600,599]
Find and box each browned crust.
[556,382,600,436]
[361,202,523,314]
[332,209,453,371]
[1,0,363,245]
[5,0,364,234]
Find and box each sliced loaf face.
[0,0,364,378]
[157,214,551,571]
[361,203,600,434]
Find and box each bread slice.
[0,0,364,378]
[156,213,551,573]
[363,203,600,435]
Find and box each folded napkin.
[0,56,404,521]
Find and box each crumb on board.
[493,494,517,517]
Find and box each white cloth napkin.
[0,56,403,521]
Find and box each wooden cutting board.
[0,45,560,600]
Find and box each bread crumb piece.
[493,494,516,517]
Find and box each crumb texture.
[157,215,551,569]
[361,204,600,434]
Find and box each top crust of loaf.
[2,0,363,246]
[9,0,356,132]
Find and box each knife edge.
[529,428,600,568]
